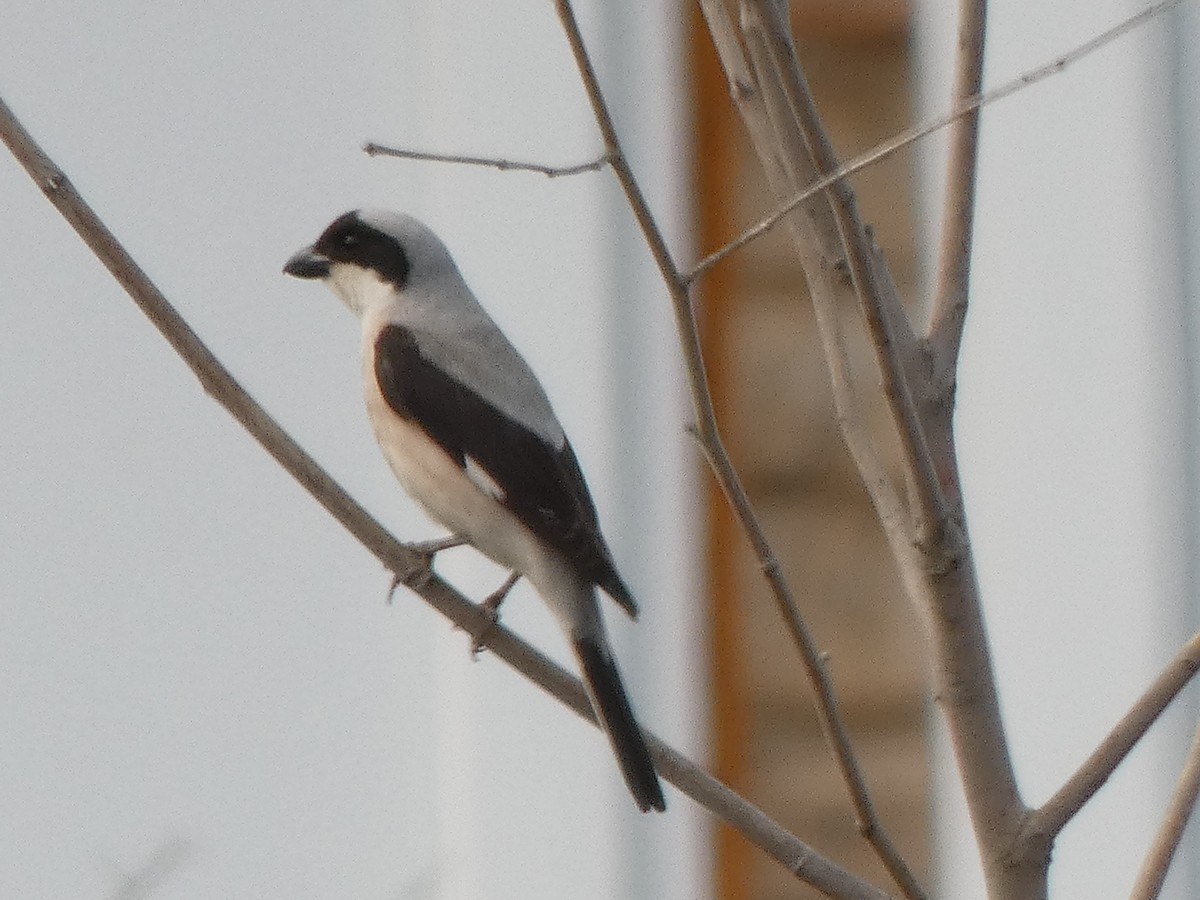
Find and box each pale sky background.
[4,1,1200,899]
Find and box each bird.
[283,209,666,813]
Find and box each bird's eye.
[341,233,358,246]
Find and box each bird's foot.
[470,571,521,657]
[386,535,467,604]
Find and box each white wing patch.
[464,455,507,501]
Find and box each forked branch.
[695,2,1193,897]
[699,0,1024,896]
[1026,632,1200,842]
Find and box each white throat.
[325,262,398,319]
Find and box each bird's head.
[283,209,458,317]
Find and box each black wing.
[374,324,637,616]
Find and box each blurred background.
[2,1,1198,898]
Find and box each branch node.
[759,557,783,579]
[734,77,756,100]
[787,845,813,877]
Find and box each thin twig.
[0,92,892,900]
[928,0,986,366]
[1026,633,1200,842]
[689,0,1184,284]
[363,142,611,177]
[553,3,918,896]
[1129,720,1200,900]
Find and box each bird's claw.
[470,571,521,657]
[386,535,467,604]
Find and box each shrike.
[284,209,665,813]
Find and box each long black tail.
[573,635,666,813]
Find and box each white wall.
[916,0,1199,896]
[0,2,705,898]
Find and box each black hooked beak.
[283,247,331,279]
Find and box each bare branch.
[363,141,611,177]
[554,2,920,895]
[0,91,893,900]
[927,0,986,366]
[697,0,912,548]
[1129,720,1200,900]
[690,0,1183,285]
[698,0,916,548]
[811,269,912,547]
[740,0,948,545]
[1026,632,1200,842]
